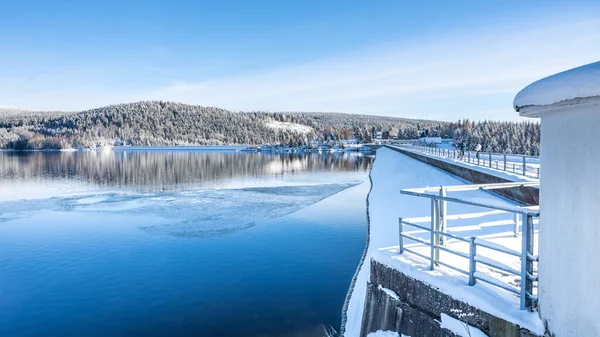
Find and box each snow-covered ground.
[343,147,543,337]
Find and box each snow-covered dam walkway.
[343,146,543,336]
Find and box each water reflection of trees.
[0,151,373,188]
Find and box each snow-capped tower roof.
[514,61,600,117]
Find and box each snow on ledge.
[377,284,400,301]
[366,331,400,337]
[441,313,488,337]
[514,61,600,115]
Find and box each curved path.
[342,146,524,336]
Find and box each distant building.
[419,137,442,144]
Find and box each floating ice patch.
[76,195,111,204]
[0,182,361,239]
[141,221,256,238]
[139,182,360,238]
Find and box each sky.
[1,0,599,121]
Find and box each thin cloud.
[2,17,599,121]
[130,18,600,119]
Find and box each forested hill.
[0,101,541,154]
[0,101,447,150]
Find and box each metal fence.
[398,182,540,310]
[397,144,540,178]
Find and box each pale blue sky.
[1,0,599,120]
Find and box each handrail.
[391,144,541,178]
[401,189,540,216]
[398,182,539,311]
[402,181,539,194]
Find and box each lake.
[0,149,373,337]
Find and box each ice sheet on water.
[0,182,362,238]
[138,183,361,238]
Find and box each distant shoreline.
[0,145,247,153]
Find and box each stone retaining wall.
[360,260,542,337]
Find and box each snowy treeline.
[0,101,446,150]
[0,102,289,149]
[262,111,445,143]
[0,102,540,154]
[449,119,540,155]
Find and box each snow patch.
[441,313,488,337]
[377,284,399,301]
[265,120,314,134]
[514,61,600,110]
[366,331,400,337]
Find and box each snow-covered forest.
[0,101,540,154]
[449,119,540,155]
[0,101,444,150]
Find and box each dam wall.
[384,145,539,206]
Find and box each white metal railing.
[397,144,540,179]
[398,182,540,311]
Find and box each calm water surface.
[0,149,373,337]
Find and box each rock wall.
[360,260,542,337]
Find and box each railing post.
[513,213,520,237]
[520,213,534,310]
[513,163,515,172]
[537,167,540,179]
[488,152,492,167]
[430,198,436,270]
[433,198,441,264]
[526,214,534,310]
[439,187,447,247]
[522,156,527,176]
[469,237,476,286]
[503,154,507,171]
[468,151,470,163]
[398,218,404,254]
